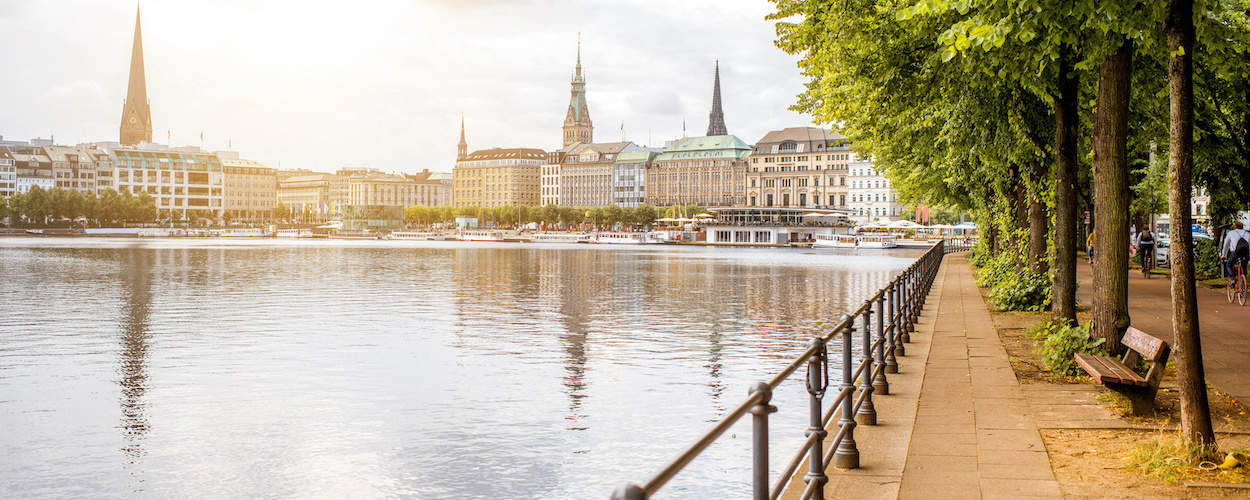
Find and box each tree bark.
[1010,164,1028,234]
[1092,42,1134,354]
[1053,50,1080,325]
[1028,159,1050,275]
[1166,0,1216,448]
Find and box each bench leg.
[1108,384,1157,416]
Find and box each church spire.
[457,114,468,160]
[706,59,728,136]
[119,3,153,145]
[562,33,593,148]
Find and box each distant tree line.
[402,204,707,229]
[0,186,158,227]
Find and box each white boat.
[530,232,590,244]
[458,230,504,242]
[217,229,266,238]
[593,232,660,245]
[856,235,898,249]
[814,233,858,248]
[276,228,314,238]
[387,231,441,240]
[647,230,688,243]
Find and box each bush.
[1195,237,1223,278]
[975,250,1018,288]
[988,270,1051,311]
[1027,320,1106,376]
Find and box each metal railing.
[611,241,947,500]
[944,237,976,253]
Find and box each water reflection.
[118,249,152,470]
[0,239,918,499]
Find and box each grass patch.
[1124,433,1250,485]
[1096,391,1134,417]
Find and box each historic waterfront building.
[44,146,99,194]
[277,172,345,222]
[613,151,658,208]
[555,142,639,207]
[646,135,751,207]
[220,155,277,223]
[0,148,15,196]
[453,148,546,207]
[404,170,453,207]
[540,159,561,206]
[562,39,593,148]
[107,148,225,220]
[746,127,853,209]
[848,158,900,222]
[119,6,153,146]
[706,60,728,136]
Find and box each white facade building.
[847,159,900,223]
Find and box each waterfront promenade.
[782,254,1062,499]
[1075,261,1250,408]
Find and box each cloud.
[0,0,818,172]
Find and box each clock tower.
[119,5,153,146]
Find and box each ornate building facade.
[453,148,546,207]
[119,6,153,146]
[746,127,852,209]
[646,136,751,207]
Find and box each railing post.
[610,484,646,500]
[804,338,829,499]
[902,268,913,343]
[857,307,876,425]
[749,381,776,500]
[891,281,904,357]
[876,294,895,390]
[834,315,859,469]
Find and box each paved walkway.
[779,254,1062,499]
[1075,259,1250,406]
[897,255,1061,499]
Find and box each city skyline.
[0,0,820,174]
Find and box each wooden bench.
[1075,327,1170,415]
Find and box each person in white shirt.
[1223,221,1250,277]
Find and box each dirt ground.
[975,273,1250,498]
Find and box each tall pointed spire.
[457,114,468,160]
[562,32,593,147]
[706,59,728,136]
[119,3,153,145]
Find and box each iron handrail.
[611,240,948,500]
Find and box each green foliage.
[1195,237,1223,278]
[1,187,158,227]
[989,270,1052,311]
[1027,320,1105,376]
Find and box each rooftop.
[460,147,547,162]
[654,135,753,162]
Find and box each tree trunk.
[1010,164,1028,234]
[1053,50,1080,325]
[1091,41,1134,354]
[1165,0,1216,448]
[1028,160,1050,275]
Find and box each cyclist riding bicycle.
[1224,221,1250,278]
[1136,229,1157,270]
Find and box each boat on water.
[386,231,442,241]
[276,228,314,238]
[458,230,504,242]
[530,232,591,244]
[330,231,378,240]
[217,229,267,238]
[856,234,899,249]
[813,233,858,248]
[593,232,663,245]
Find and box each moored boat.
[458,230,504,242]
[530,232,591,244]
[593,232,660,245]
[276,228,314,238]
[386,231,441,240]
[813,233,858,248]
[856,234,898,249]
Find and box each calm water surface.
[0,237,920,499]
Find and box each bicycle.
[1141,249,1154,279]
[1228,259,1247,306]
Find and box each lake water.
[0,237,920,499]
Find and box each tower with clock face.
[119,5,153,146]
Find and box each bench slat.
[1122,327,1167,361]
[1075,353,1148,387]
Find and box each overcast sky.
[0,0,818,173]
